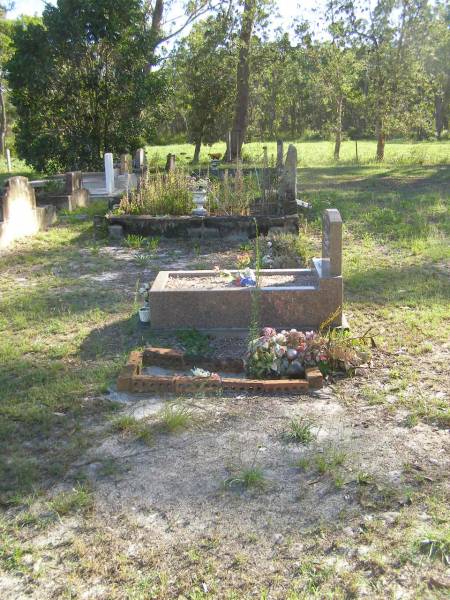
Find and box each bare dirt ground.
[1,234,449,600]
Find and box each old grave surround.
[148,209,343,332]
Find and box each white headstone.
[104,152,114,195]
[6,148,12,173]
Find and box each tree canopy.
[7,0,165,171]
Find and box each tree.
[7,0,165,171]
[338,0,435,160]
[424,2,450,139]
[0,2,14,156]
[171,13,236,162]
[225,0,271,161]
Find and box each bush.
[207,173,260,216]
[119,170,194,216]
[262,231,314,268]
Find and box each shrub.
[207,173,260,216]
[119,170,194,216]
[262,231,314,268]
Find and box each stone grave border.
[117,347,323,395]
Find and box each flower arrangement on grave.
[215,266,257,287]
[246,327,372,379]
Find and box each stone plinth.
[105,213,299,240]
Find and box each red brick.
[173,374,221,394]
[262,379,308,392]
[305,367,323,389]
[131,375,174,394]
[143,347,185,367]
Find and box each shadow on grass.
[301,164,450,193]
[78,314,163,360]
[346,262,450,306]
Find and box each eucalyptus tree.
[170,11,236,162]
[337,0,435,159]
[225,0,271,160]
[423,1,450,138]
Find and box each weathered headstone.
[120,153,131,175]
[0,176,55,248]
[65,171,82,194]
[276,139,284,172]
[165,153,176,172]
[104,153,114,195]
[322,208,342,277]
[262,145,270,194]
[279,144,297,215]
[135,148,145,171]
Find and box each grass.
[124,234,147,249]
[224,467,266,491]
[0,149,448,598]
[158,403,193,433]
[416,529,450,564]
[283,418,316,444]
[111,415,154,445]
[314,448,347,474]
[146,139,450,167]
[48,484,93,517]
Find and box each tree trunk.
[0,86,6,156]
[146,0,164,70]
[435,94,444,140]
[225,0,256,162]
[192,138,202,164]
[376,119,385,161]
[150,0,164,45]
[334,97,342,160]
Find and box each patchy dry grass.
[0,161,448,598]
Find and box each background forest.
[0,0,449,170]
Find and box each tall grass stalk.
[248,219,262,344]
[119,170,194,216]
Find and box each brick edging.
[117,347,323,394]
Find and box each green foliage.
[7,0,165,171]
[207,173,260,215]
[283,418,316,445]
[111,415,153,445]
[168,13,236,160]
[264,231,313,268]
[159,403,193,433]
[176,329,210,357]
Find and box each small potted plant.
[138,283,151,324]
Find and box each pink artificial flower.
[261,327,276,338]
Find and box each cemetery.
[2,144,449,599]
[0,0,449,598]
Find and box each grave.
[148,209,344,332]
[0,176,56,249]
[35,171,90,211]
